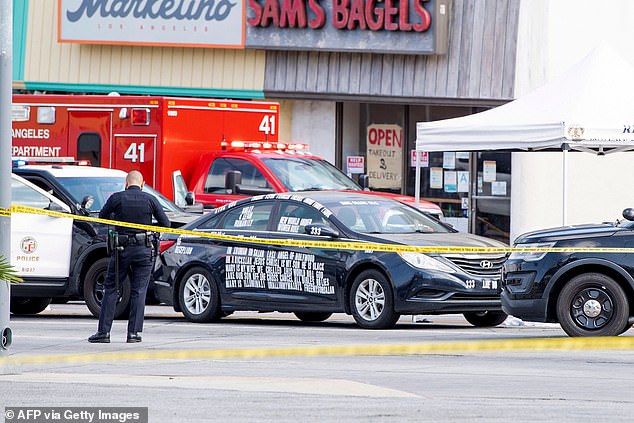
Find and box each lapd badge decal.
[20,236,38,254]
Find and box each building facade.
[17,0,632,243]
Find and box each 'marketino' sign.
[59,0,245,48]
[58,0,451,54]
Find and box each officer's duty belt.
[118,233,149,246]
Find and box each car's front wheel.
[10,297,52,315]
[349,270,400,329]
[84,257,131,319]
[556,273,630,337]
[463,311,508,327]
[178,266,221,323]
[294,311,333,322]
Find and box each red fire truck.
[12,94,442,217]
[11,94,279,204]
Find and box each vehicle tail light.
[77,160,90,166]
[159,240,176,254]
[131,108,150,125]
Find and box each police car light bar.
[11,157,90,167]
[12,156,76,164]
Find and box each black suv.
[502,209,634,337]
[12,164,199,318]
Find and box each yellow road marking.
[1,337,633,366]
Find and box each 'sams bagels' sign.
[59,0,450,54]
[247,0,449,54]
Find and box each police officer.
[88,170,170,343]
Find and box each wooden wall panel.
[21,1,517,101]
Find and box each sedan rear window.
[221,203,274,231]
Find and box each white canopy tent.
[415,43,634,227]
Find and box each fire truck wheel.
[10,297,52,315]
[84,257,131,320]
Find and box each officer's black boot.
[127,332,142,343]
[88,332,110,343]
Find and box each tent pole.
[415,150,421,206]
[562,143,569,226]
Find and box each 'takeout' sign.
[58,0,451,54]
[366,124,403,190]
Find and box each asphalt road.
[1,303,634,422]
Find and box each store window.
[473,151,511,242]
[358,104,405,194]
[407,106,511,243]
[340,103,511,243]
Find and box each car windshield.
[262,157,361,191]
[56,176,182,212]
[322,198,452,234]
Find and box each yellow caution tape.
[1,336,633,366]
[3,205,634,254]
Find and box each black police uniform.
[92,184,170,343]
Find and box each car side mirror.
[225,170,242,194]
[81,195,94,210]
[185,191,195,206]
[358,174,369,190]
[622,208,634,221]
[304,224,340,238]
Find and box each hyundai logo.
[480,260,493,269]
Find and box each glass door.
[470,152,511,243]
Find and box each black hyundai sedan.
[502,208,634,337]
[153,192,508,329]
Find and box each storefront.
[19,0,521,242]
[335,103,512,242]
[257,0,520,242]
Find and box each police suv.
[10,165,198,318]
